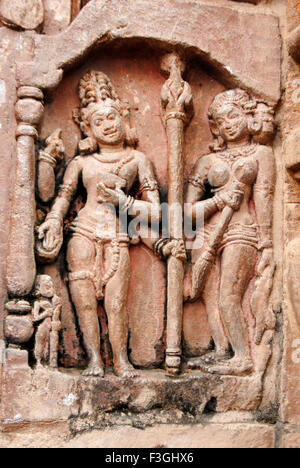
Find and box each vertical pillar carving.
[6,86,44,297]
[160,53,193,375]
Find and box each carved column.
[6,86,44,297]
[160,53,193,375]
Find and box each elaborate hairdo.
[73,71,138,154]
[34,275,53,295]
[208,89,258,152]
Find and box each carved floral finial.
[160,53,193,126]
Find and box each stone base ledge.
[0,421,276,448]
[0,366,267,427]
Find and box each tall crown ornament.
[73,71,138,154]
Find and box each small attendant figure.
[33,275,62,369]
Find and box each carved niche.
[2,0,281,420]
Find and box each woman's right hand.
[37,219,63,252]
[218,188,244,211]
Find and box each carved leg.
[204,244,257,376]
[67,237,104,377]
[188,261,229,369]
[34,319,51,367]
[104,246,138,378]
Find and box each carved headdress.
[73,71,138,153]
[208,88,274,151]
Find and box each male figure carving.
[37,71,162,377]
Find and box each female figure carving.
[185,89,276,376]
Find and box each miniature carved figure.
[36,71,164,377]
[185,89,276,376]
[38,129,65,203]
[33,275,61,369]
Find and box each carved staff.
[160,53,193,375]
[191,184,244,300]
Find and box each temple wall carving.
[0,0,299,449]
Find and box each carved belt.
[68,221,129,300]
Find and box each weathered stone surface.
[0,367,269,427]
[281,430,300,449]
[64,423,275,449]
[281,0,300,428]
[43,0,72,35]
[127,245,166,368]
[19,0,281,103]
[0,0,44,30]
[0,420,276,448]
[0,0,298,451]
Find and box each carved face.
[214,104,248,143]
[36,277,54,299]
[90,107,125,146]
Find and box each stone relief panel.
[0,0,282,426]
[3,46,277,412]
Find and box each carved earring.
[209,135,226,152]
[248,117,262,136]
[79,137,98,155]
[125,125,138,147]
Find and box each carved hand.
[44,129,65,163]
[162,239,187,262]
[38,219,63,252]
[97,183,127,207]
[217,188,244,211]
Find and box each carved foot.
[199,358,253,376]
[83,361,105,377]
[187,351,231,368]
[115,361,139,378]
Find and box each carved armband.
[58,183,74,203]
[153,238,170,258]
[38,151,58,169]
[213,194,226,212]
[138,177,159,195]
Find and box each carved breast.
[207,162,230,189]
[232,159,257,185]
[207,158,258,189]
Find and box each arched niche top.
[17,0,281,104]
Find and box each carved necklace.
[216,144,257,165]
[92,150,134,176]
